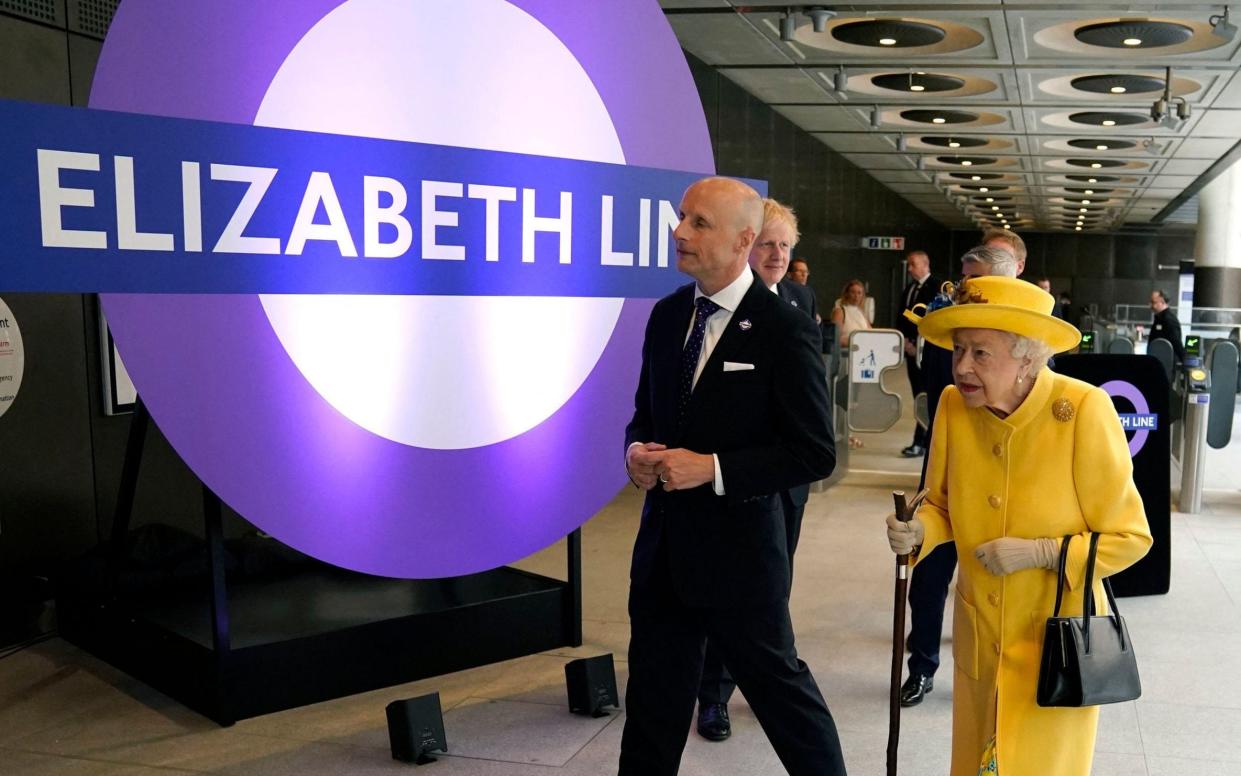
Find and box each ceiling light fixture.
[1151,66,1190,127]
[1084,189,1094,194]
[805,7,837,33]
[1110,86,1127,94]
[1079,207,1088,212]
[985,197,994,202]
[979,186,988,192]
[780,10,797,42]
[1210,6,1238,40]
[871,105,882,128]
[1090,162,1103,168]
[1087,177,1098,183]
[897,133,908,151]
[1102,119,1117,126]
[961,160,973,166]
[879,37,897,46]
[834,65,848,92]
[1096,144,1109,150]
[931,116,946,124]
[971,175,981,181]
[992,205,1000,210]
[1075,226,1082,231]
[1123,37,1142,46]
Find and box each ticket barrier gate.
[1177,338,1239,513]
[814,329,905,492]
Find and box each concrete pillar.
[1193,162,1241,310]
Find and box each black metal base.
[58,564,578,726]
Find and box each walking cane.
[886,488,928,776]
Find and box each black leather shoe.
[900,674,934,707]
[901,444,925,458]
[696,702,731,741]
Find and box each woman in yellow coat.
[885,276,1152,776]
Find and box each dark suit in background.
[896,274,941,451]
[906,341,957,687]
[1151,307,1186,362]
[697,277,822,710]
[620,272,845,776]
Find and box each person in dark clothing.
[696,198,821,743]
[900,245,1017,707]
[897,250,941,458]
[1149,289,1185,363]
[1037,278,1066,320]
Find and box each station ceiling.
[661,1,1241,233]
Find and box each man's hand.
[651,448,715,492]
[626,442,667,490]
[904,339,916,357]
[974,537,1059,576]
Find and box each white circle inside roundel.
[255,0,625,450]
[0,297,24,420]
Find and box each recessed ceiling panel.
[718,68,832,104]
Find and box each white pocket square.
[723,361,755,372]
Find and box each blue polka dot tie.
[678,297,721,426]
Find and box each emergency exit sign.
[861,236,905,250]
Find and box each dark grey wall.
[948,230,1194,322]
[688,55,953,328]
[0,6,247,586]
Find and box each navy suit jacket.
[776,278,820,508]
[777,279,819,325]
[625,271,835,606]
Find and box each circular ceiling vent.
[1066,187,1114,194]
[871,72,965,93]
[938,156,997,166]
[960,185,1008,192]
[922,136,988,148]
[1067,174,1120,182]
[1070,74,1166,95]
[1074,20,1194,49]
[902,109,977,124]
[832,19,947,48]
[1067,158,1126,168]
[1068,138,1137,151]
[949,172,1003,180]
[1069,111,1148,127]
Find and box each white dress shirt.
[687,269,754,495]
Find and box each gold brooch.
[1052,398,1075,422]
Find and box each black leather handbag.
[1037,533,1142,707]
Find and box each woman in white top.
[831,279,871,448]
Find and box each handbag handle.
[1052,532,1127,654]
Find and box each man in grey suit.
[695,198,822,742]
[621,179,845,775]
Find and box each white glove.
[974,537,1059,576]
[885,512,924,555]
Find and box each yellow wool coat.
[915,368,1152,776]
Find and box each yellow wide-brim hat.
[915,276,1082,353]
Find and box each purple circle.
[1100,380,1151,457]
[91,1,713,577]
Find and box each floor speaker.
[565,654,619,717]
[386,692,446,764]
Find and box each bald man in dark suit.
[620,178,846,776]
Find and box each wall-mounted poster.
[99,308,137,415]
[0,297,24,420]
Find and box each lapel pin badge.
[738,319,752,331]
[791,300,800,307]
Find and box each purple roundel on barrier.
[91,0,713,577]
[1100,380,1153,457]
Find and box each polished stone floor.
[2,394,1239,775]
